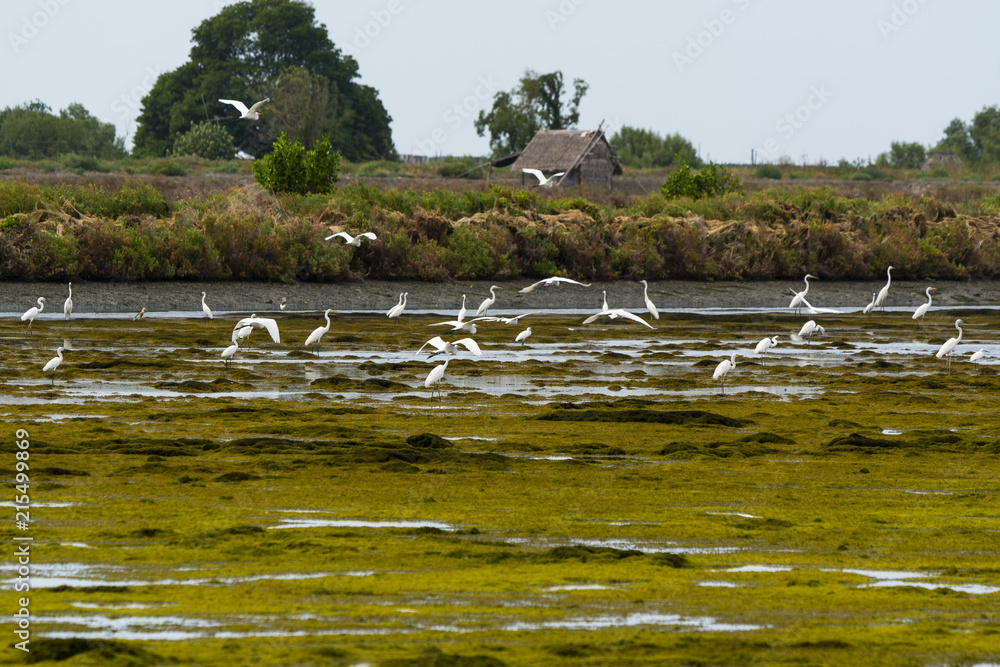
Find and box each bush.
[662,159,743,200]
[436,156,483,179]
[172,122,236,160]
[356,160,401,177]
[147,159,189,176]
[252,133,341,195]
[755,164,782,180]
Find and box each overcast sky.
[4,0,998,164]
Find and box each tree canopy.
[933,106,1000,165]
[0,101,125,159]
[610,126,702,169]
[132,0,394,161]
[475,70,588,156]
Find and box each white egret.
[304,309,334,355]
[935,318,964,372]
[457,295,467,323]
[970,349,985,366]
[280,297,288,311]
[713,353,739,394]
[476,285,501,316]
[429,316,497,334]
[63,282,73,320]
[201,292,213,319]
[219,97,270,120]
[221,340,239,368]
[640,280,659,320]
[133,307,146,321]
[424,350,451,398]
[862,292,877,315]
[518,276,591,293]
[325,231,377,246]
[754,336,779,364]
[522,168,565,188]
[497,311,538,325]
[583,308,655,329]
[797,295,841,315]
[874,266,894,310]
[912,286,936,327]
[417,336,482,358]
[387,293,408,321]
[515,327,532,344]
[233,314,281,343]
[21,297,45,334]
[788,274,818,313]
[42,346,64,385]
[797,320,826,343]
[234,324,254,348]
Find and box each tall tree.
[610,126,701,169]
[0,101,124,159]
[475,70,588,155]
[132,0,394,161]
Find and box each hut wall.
[578,141,615,188]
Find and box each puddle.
[20,562,367,588]
[697,581,742,588]
[503,537,742,555]
[269,519,456,531]
[707,511,761,519]
[544,584,626,591]
[881,429,902,435]
[725,565,794,573]
[501,612,766,632]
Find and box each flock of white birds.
[19,242,988,393]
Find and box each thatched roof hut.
[510,128,622,189]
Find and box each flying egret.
[797,320,826,344]
[42,346,64,385]
[522,168,565,188]
[219,97,270,120]
[713,353,739,394]
[201,292,213,319]
[233,314,281,343]
[515,327,532,344]
[497,311,538,325]
[640,280,659,320]
[304,309,335,355]
[325,231,377,246]
[583,308,655,329]
[970,349,985,366]
[429,316,498,334]
[476,286,501,316]
[912,286,936,327]
[63,282,73,320]
[133,307,146,321]
[874,266,894,310]
[417,336,482,358]
[518,277,591,293]
[424,350,451,398]
[754,336,779,364]
[387,292,408,321]
[862,292,877,315]
[221,340,239,368]
[21,297,45,334]
[935,318,964,373]
[457,295,467,323]
[788,274,818,313]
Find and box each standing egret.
[63,282,73,320]
[713,353,739,394]
[325,231,377,246]
[21,297,45,334]
[424,350,451,398]
[754,336,779,364]
[221,340,239,368]
[42,346,65,385]
[970,349,985,367]
[515,327,532,344]
[219,97,270,120]
[518,276,591,293]
[201,292,213,319]
[133,307,146,321]
[457,295,467,323]
[797,320,826,344]
[387,292,408,321]
[476,286,501,316]
[640,280,659,320]
[304,309,334,355]
[874,266,894,310]
[862,292,877,315]
[935,318,964,373]
[522,168,565,188]
[788,274,818,313]
[912,287,936,327]
[280,297,288,311]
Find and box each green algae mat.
[1,308,997,666]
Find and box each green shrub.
[662,159,742,200]
[436,157,483,179]
[849,172,874,181]
[62,153,109,174]
[147,159,189,176]
[356,160,401,177]
[253,133,340,195]
[0,181,41,216]
[172,121,236,161]
[755,164,782,180]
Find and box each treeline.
[0,101,125,160]
[1,179,997,283]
